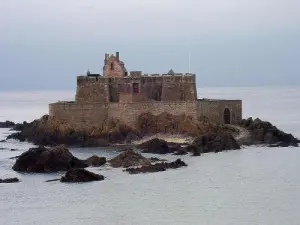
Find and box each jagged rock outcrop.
[239,117,300,147]
[109,149,151,168]
[7,115,133,147]
[85,155,106,167]
[0,120,15,128]
[0,177,19,183]
[136,112,216,136]
[137,138,171,154]
[12,145,88,172]
[125,159,188,174]
[60,169,104,183]
[192,133,241,153]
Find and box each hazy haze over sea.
[0,86,300,225]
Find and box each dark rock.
[0,140,6,143]
[109,149,151,168]
[12,145,88,173]
[125,132,142,144]
[239,117,300,147]
[137,138,170,154]
[10,149,18,151]
[82,138,110,147]
[0,177,19,183]
[186,144,202,156]
[0,148,6,150]
[9,156,19,159]
[60,169,104,183]
[172,149,188,155]
[45,178,60,182]
[6,132,26,142]
[125,159,188,174]
[149,157,166,162]
[85,155,106,167]
[193,133,240,153]
[0,121,15,128]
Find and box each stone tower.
[103,52,128,77]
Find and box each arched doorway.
[224,108,231,124]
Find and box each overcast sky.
[0,0,299,90]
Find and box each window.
[110,62,114,70]
[133,83,139,93]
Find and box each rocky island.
[1,52,299,182]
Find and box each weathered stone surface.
[60,169,104,183]
[109,149,151,168]
[12,145,88,173]
[137,138,170,154]
[239,117,300,147]
[0,177,19,183]
[85,155,106,167]
[193,133,240,153]
[0,120,15,128]
[125,159,187,174]
[7,115,132,147]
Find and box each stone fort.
[49,52,242,131]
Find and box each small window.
[110,62,114,70]
[133,83,139,93]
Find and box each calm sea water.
[0,86,300,225]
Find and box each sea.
[0,86,300,225]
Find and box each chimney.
[116,52,119,61]
[105,53,109,62]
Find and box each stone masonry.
[49,52,242,131]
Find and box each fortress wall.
[49,101,198,131]
[161,75,197,102]
[75,76,109,104]
[75,74,197,104]
[197,100,242,124]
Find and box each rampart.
[49,99,242,131]
[49,101,199,131]
[75,73,197,104]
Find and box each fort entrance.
[224,108,231,124]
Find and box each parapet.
[130,71,142,78]
[142,73,195,77]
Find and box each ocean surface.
[0,86,300,225]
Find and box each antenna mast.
[188,51,191,74]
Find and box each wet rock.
[6,132,26,142]
[45,178,60,182]
[60,169,104,183]
[0,121,15,128]
[186,144,202,156]
[149,157,167,162]
[82,138,110,147]
[125,132,142,144]
[137,138,170,154]
[239,117,300,147]
[193,133,240,153]
[85,155,106,167]
[12,145,88,173]
[125,159,188,174]
[0,177,19,183]
[109,149,151,168]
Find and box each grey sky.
[0,0,300,90]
